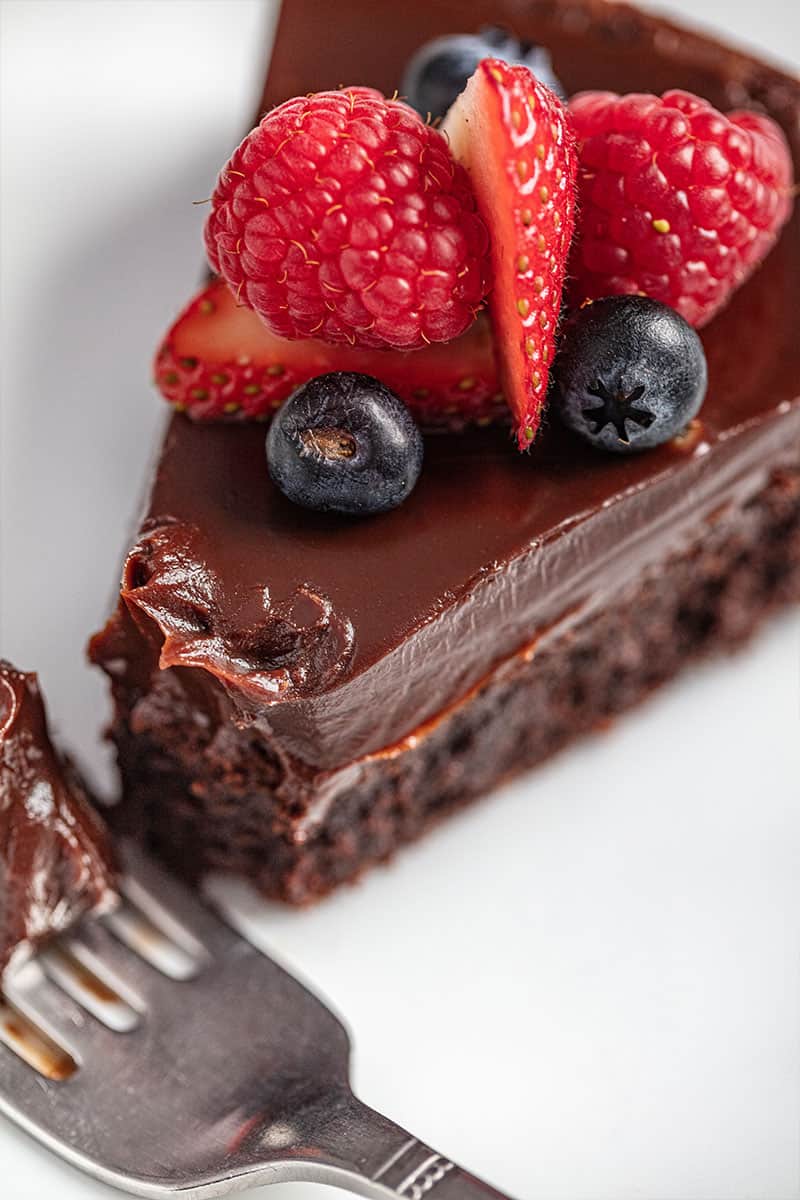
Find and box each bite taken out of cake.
[89,0,800,904]
[1,662,117,981]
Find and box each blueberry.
[401,27,564,122]
[266,373,424,515]
[553,297,708,454]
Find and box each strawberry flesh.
[443,59,577,448]
[154,279,502,431]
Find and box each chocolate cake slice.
[90,0,800,903]
[0,663,117,978]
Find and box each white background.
[1,2,799,1198]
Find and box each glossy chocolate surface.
[91,0,800,771]
[0,663,116,978]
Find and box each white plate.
[1,2,798,1196]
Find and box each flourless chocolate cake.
[90,0,800,903]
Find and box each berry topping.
[154,280,503,431]
[266,373,424,515]
[568,89,794,327]
[442,59,577,449]
[401,28,564,122]
[553,296,708,453]
[205,88,490,351]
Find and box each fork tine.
[117,841,234,957]
[0,999,77,1083]
[103,901,204,981]
[72,916,193,1003]
[38,942,142,1033]
[1,959,124,1065]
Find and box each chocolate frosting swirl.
[121,519,355,705]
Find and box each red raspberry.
[568,89,794,327]
[205,87,490,351]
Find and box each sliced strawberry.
[442,59,577,448]
[154,279,503,431]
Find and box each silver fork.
[0,842,516,1199]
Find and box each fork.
[0,842,517,1199]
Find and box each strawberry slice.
[442,59,577,448]
[154,279,502,431]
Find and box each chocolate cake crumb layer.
[102,464,799,903]
[90,0,800,899]
[0,664,117,977]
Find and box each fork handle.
[264,1087,518,1199]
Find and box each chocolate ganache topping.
[0,662,117,978]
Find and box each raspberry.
[568,89,794,327]
[205,88,490,351]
